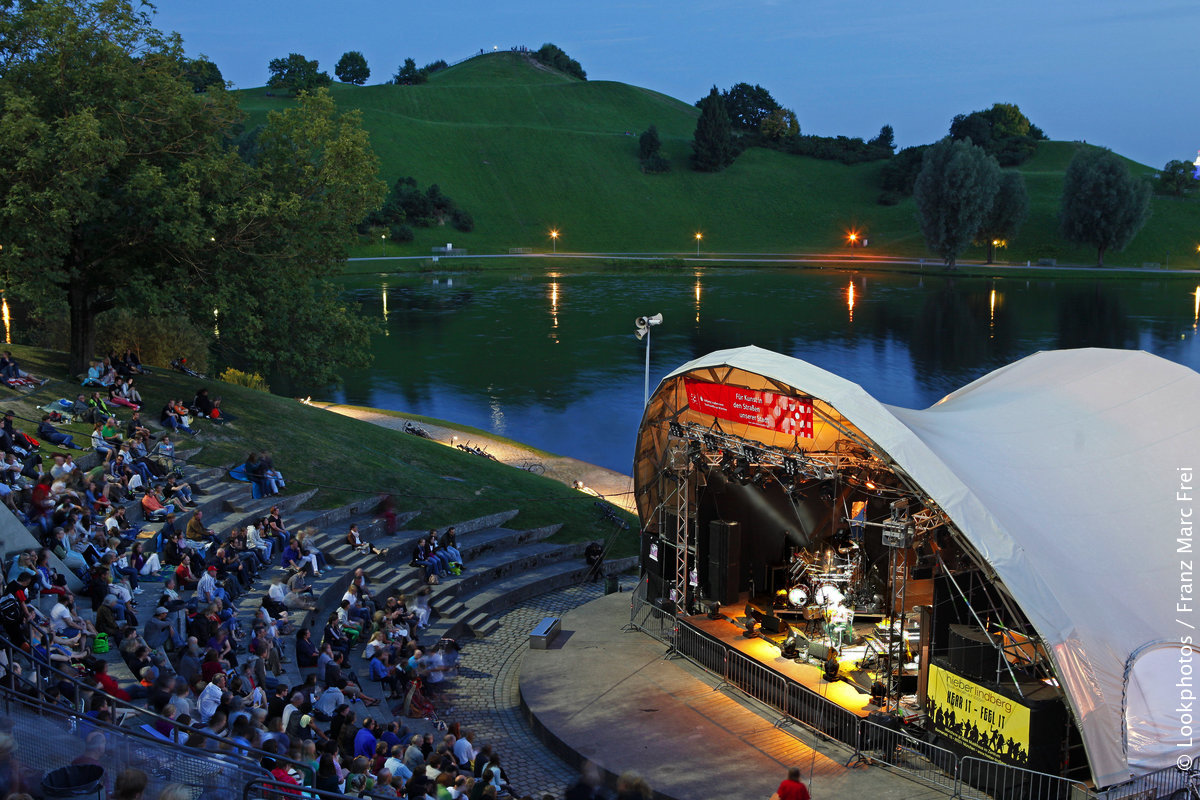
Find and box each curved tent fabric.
[633,345,1200,787]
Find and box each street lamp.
[695,232,702,256]
[380,234,386,256]
[634,313,663,407]
[549,229,559,254]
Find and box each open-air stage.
[519,591,942,800]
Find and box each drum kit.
[786,544,862,613]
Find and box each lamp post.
[695,232,702,256]
[380,234,386,256]
[549,229,559,254]
[634,313,663,407]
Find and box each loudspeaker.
[707,520,741,606]
[807,641,834,661]
[948,624,994,682]
[760,615,785,634]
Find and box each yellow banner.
[927,662,1032,767]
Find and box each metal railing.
[785,680,861,748]
[725,649,788,712]
[243,777,359,800]
[1098,761,1192,799]
[856,718,960,795]
[0,678,271,800]
[630,575,1108,800]
[0,633,314,786]
[673,619,727,676]
[627,577,677,646]
[957,755,1091,800]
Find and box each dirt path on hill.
[314,403,637,513]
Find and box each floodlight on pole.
[634,312,663,407]
[549,229,559,254]
[695,232,702,256]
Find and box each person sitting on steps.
[346,524,387,556]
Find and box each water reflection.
[331,269,1200,473]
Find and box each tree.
[721,83,780,131]
[638,125,669,173]
[183,56,223,92]
[692,87,735,172]
[868,124,895,152]
[950,103,1041,166]
[393,58,427,85]
[759,108,799,142]
[334,51,370,85]
[267,53,331,95]
[532,44,586,80]
[1158,160,1194,196]
[913,138,1002,268]
[1060,148,1152,267]
[975,172,1030,263]
[0,0,384,382]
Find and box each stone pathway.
[442,577,624,796]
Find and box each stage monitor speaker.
[807,641,834,661]
[707,520,741,606]
[760,615,785,634]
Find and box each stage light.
[668,421,685,438]
[707,602,722,620]
[781,631,801,659]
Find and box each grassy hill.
[237,53,1199,268]
[0,344,638,557]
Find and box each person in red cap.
[770,767,810,800]
[196,563,229,605]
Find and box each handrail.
[0,631,315,783]
[0,680,269,781]
[243,777,361,800]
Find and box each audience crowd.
[0,357,647,800]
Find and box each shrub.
[450,209,474,232]
[218,367,270,392]
[641,154,670,174]
[95,309,210,373]
[390,224,414,243]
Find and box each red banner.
[684,379,813,437]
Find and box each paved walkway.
[440,579,622,796]
[315,403,637,512]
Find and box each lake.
[330,268,1200,474]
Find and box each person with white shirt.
[197,673,226,722]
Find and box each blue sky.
[153,0,1199,168]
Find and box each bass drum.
[814,583,845,607]
[787,584,810,608]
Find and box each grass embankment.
[1,345,637,557]
[236,52,1200,270]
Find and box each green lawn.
[2,344,638,556]
[235,53,1200,270]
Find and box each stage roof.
[633,345,1200,787]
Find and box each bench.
[529,616,561,650]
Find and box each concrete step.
[456,523,562,561]
[428,539,587,608]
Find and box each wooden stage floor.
[681,611,883,717]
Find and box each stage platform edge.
[517,591,945,800]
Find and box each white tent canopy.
[636,345,1200,787]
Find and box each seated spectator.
[192,387,214,418]
[347,523,387,556]
[0,351,47,387]
[141,486,173,520]
[296,627,319,668]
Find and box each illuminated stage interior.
[634,361,1089,783]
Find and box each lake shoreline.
[313,402,638,513]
